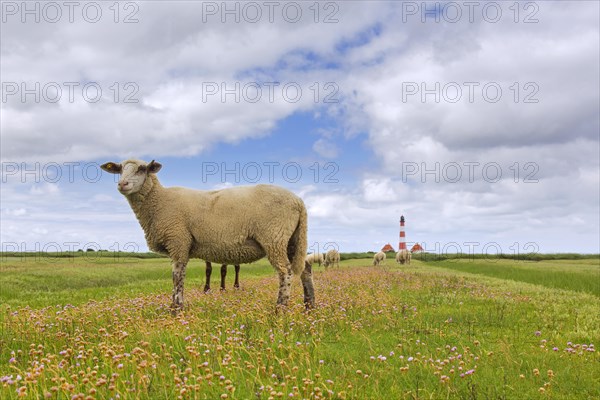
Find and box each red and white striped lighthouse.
[399,215,406,250]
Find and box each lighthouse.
[399,215,406,251]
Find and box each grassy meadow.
[1,253,599,399]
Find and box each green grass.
[421,258,600,297]
[0,256,272,308]
[417,252,600,262]
[1,256,599,399]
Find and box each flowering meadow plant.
[1,258,599,399]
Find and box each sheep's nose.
[118,181,130,189]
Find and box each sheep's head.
[100,159,162,195]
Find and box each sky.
[1,1,599,255]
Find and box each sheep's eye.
[137,166,147,173]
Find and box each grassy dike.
[1,255,598,399]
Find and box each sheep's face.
[100,159,162,195]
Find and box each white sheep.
[373,251,386,266]
[305,252,324,267]
[323,249,340,268]
[204,262,240,292]
[101,159,315,312]
[396,249,411,265]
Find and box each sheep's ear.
[100,162,122,174]
[147,160,162,174]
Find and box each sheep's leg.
[220,264,227,291]
[301,261,315,309]
[277,268,293,307]
[266,247,293,308]
[234,264,240,289]
[171,261,187,313]
[204,262,212,293]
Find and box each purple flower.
[534,331,541,337]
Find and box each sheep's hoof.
[304,300,315,311]
[275,303,289,314]
[203,286,211,293]
[219,287,226,292]
[170,303,183,316]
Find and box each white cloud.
[4,208,27,217]
[29,183,60,196]
[32,227,48,235]
[312,138,339,159]
[362,178,399,203]
[212,182,234,190]
[1,2,389,163]
[1,1,598,253]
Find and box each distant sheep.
[101,159,315,312]
[373,251,386,266]
[204,262,240,292]
[306,253,324,267]
[323,249,340,268]
[396,249,411,265]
